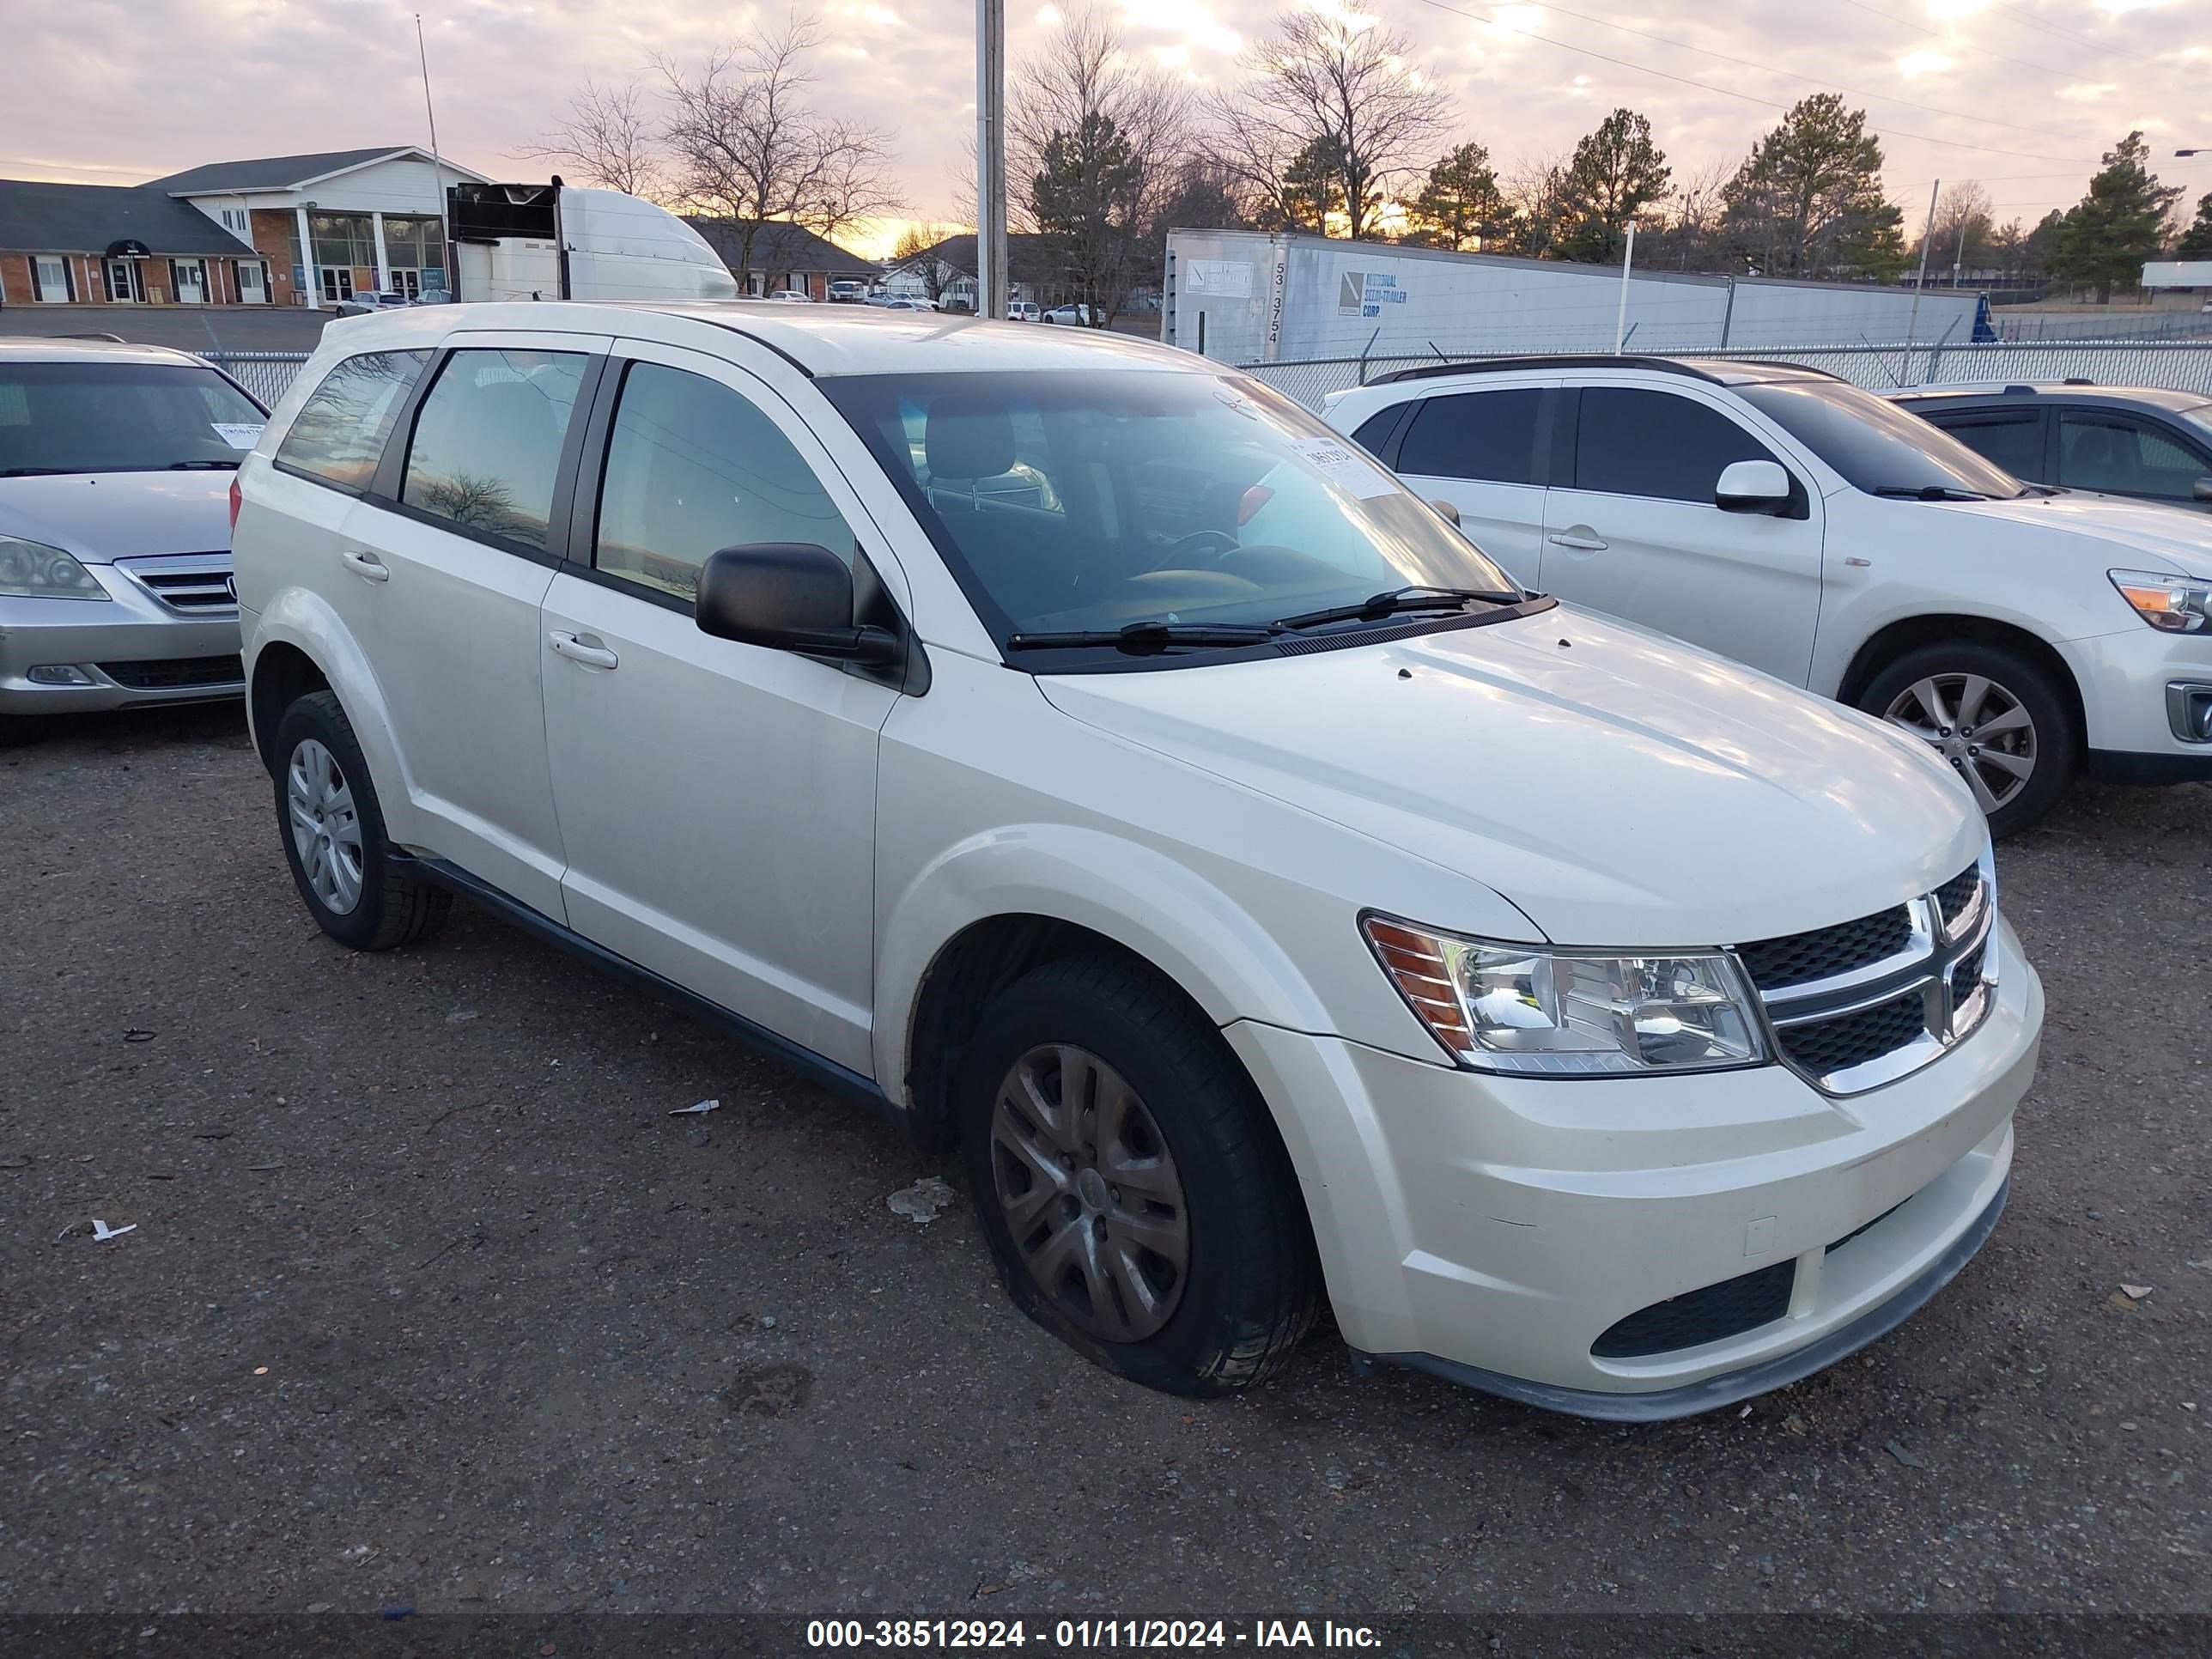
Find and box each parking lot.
[1,704,2206,1623]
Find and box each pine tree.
[2174,191,2212,260]
[1403,143,1507,251]
[1720,94,1903,281]
[1556,109,1670,264]
[2052,131,2183,302]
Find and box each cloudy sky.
[8,0,2208,256]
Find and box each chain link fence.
[1237,340,2212,412]
[206,351,313,407]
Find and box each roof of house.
[684,218,877,277]
[0,179,253,257]
[890,232,1055,282]
[146,147,487,195]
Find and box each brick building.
[0,146,491,311]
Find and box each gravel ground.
[1,704,2206,1626]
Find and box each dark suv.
[1893,383,2212,514]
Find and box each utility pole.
[1903,178,1938,380]
[416,14,453,301]
[1613,221,1636,353]
[975,0,1008,320]
[1951,210,1970,289]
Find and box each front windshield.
[0,362,264,476]
[1738,379,2027,499]
[820,370,1520,647]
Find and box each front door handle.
[548,630,619,671]
[1547,531,1608,551]
[340,549,390,582]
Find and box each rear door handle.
[548,630,619,671]
[340,549,390,582]
[1547,532,1608,551]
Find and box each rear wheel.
[271,690,450,951]
[958,955,1320,1395]
[1858,641,2076,837]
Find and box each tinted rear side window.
[400,349,587,550]
[2057,411,2209,501]
[1396,389,1544,484]
[274,349,430,490]
[1573,387,1774,502]
[1929,410,2044,481]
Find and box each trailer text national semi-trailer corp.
[1162,229,1990,368]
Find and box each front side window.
[400,349,587,550]
[1396,388,1545,485]
[1737,378,2026,499]
[820,369,1520,651]
[275,349,431,491]
[595,362,855,604]
[0,362,265,477]
[1929,410,2044,481]
[1572,387,1777,503]
[2057,411,2209,501]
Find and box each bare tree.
[512,82,664,198]
[1009,5,1191,323]
[1204,4,1450,241]
[656,13,901,284]
[1644,155,1734,270]
[1917,179,1996,283]
[1496,151,1571,258]
[891,222,960,307]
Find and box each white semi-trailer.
[1163,228,1987,368]
[447,180,738,305]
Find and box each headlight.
[0,538,109,601]
[1363,915,1769,1076]
[2109,568,2211,635]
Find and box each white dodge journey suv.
[234,304,2042,1419]
[1327,356,2212,836]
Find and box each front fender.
[247,589,422,850]
[873,822,1340,1108]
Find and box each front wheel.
[1857,641,2077,837]
[958,956,1320,1396]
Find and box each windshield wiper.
[1871,484,1995,502]
[167,459,240,471]
[1271,585,1519,633]
[1006,620,1277,654]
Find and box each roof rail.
[62,331,130,343]
[1371,353,1725,386]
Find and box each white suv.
[1328,356,2212,835]
[234,304,2040,1419]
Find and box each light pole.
[974,0,1008,320]
[416,13,453,301]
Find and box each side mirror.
[696,543,899,666]
[1715,459,1793,514]
[2193,477,2212,503]
[1429,498,1461,526]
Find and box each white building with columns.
[147,147,491,309]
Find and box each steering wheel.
[1149,528,1242,572]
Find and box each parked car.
[333,292,416,317]
[1890,382,2212,514]
[878,297,936,312]
[827,280,870,304]
[1008,301,1042,322]
[234,305,2039,1419]
[1042,302,1095,325]
[1,338,264,724]
[763,289,814,304]
[1328,356,2212,835]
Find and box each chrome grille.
[114,553,237,615]
[1739,860,1994,1096]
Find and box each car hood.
[1036,608,1984,949]
[1942,490,2212,577]
[0,471,234,564]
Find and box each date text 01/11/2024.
[805,1620,1383,1650]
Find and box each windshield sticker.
[1290,435,1396,499]
[210,422,264,450]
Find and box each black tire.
[957,955,1320,1396]
[1856,641,2078,838]
[270,690,451,951]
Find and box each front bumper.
[0,562,243,714]
[1223,916,2041,1416]
[2056,624,2212,781]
